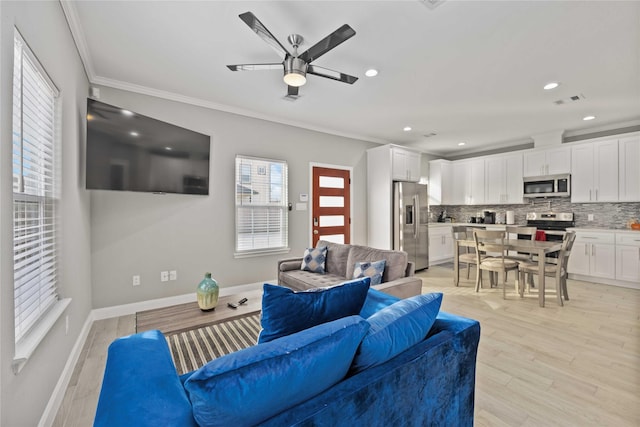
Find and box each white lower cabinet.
[615,233,640,287]
[429,225,453,265]
[567,232,615,280]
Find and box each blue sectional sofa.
[94,287,480,426]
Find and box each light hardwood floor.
[53,266,639,426]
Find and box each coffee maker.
[483,211,496,224]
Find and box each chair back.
[558,232,577,272]
[473,230,507,262]
[506,226,536,241]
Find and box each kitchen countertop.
[567,227,640,234]
[429,223,640,234]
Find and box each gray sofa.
[278,240,422,299]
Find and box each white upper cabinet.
[451,159,485,205]
[571,139,619,203]
[484,152,524,204]
[391,146,421,182]
[618,135,640,202]
[428,159,452,206]
[523,146,571,177]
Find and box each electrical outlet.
[132,275,141,286]
[169,270,177,281]
[588,214,594,221]
[160,271,169,282]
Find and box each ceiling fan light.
[284,72,306,87]
[284,57,308,87]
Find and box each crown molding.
[60,0,95,80]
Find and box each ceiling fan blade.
[298,24,355,63]
[308,65,358,84]
[287,85,299,96]
[227,63,282,71]
[238,12,290,58]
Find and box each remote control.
[227,302,238,309]
[238,298,248,305]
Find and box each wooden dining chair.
[517,231,576,306]
[473,230,520,299]
[504,226,537,287]
[452,225,486,282]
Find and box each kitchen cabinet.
[571,139,618,203]
[618,135,640,202]
[450,159,485,205]
[428,159,451,206]
[367,144,422,249]
[391,146,421,182]
[429,225,453,265]
[523,146,571,177]
[484,153,524,204]
[615,233,640,287]
[567,232,615,280]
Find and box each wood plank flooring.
[53,267,639,426]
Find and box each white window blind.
[12,32,60,343]
[235,155,288,254]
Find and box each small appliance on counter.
[506,210,515,225]
[495,212,506,224]
[483,211,496,224]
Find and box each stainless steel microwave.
[523,174,571,198]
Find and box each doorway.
[311,166,351,246]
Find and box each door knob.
[313,230,319,235]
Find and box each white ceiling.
[63,1,640,157]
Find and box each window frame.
[11,28,70,374]
[234,155,289,257]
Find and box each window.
[12,31,61,345]
[235,155,288,255]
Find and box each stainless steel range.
[526,212,575,241]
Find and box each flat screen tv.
[86,98,210,195]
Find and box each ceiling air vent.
[420,0,447,10]
[423,132,437,138]
[553,94,586,105]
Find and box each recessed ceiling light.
[129,131,139,137]
[365,69,378,77]
[583,115,596,121]
[165,146,172,150]
[403,126,412,132]
[122,109,134,116]
[543,82,560,90]
[458,142,466,146]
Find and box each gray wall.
[90,87,377,308]
[0,2,92,426]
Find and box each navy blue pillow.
[258,278,371,343]
[351,292,443,373]
[185,316,370,427]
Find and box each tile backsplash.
[431,200,640,229]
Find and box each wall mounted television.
[86,98,210,195]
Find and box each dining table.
[453,238,563,307]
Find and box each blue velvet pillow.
[359,288,400,319]
[258,278,371,343]
[351,292,443,373]
[184,315,370,427]
[301,246,328,273]
[353,259,386,285]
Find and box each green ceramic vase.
[196,272,219,311]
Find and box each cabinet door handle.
[585,244,588,256]
[589,189,592,201]
[592,244,595,256]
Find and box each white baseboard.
[39,280,270,426]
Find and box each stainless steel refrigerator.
[393,182,429,270]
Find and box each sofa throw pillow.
[258,278,371,344]
[359,288,400,319]
[353,260,386,285]
[350,292,443,373]
[301,246,328,274]
[184,315,370,427]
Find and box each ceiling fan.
[227,12,358,97]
